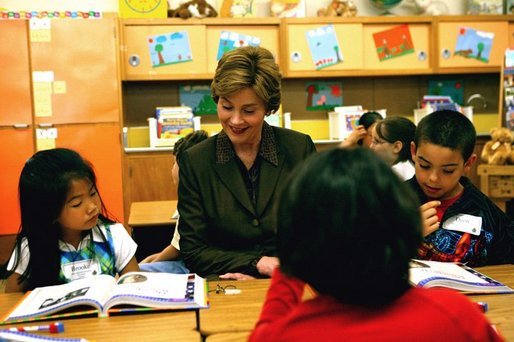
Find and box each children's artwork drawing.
[147,31,192,67]
[373,24,414,61]
[428,79,464,105]
[216,31,261,60]
[306,25,343,70]
[454,27,494,63]
[179,85,218,115]
[305,82,343,111]
[345,114,361,133]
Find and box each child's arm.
[140,245,180,264]
[4,272,25,293]
[339,125,367,148]
[420,200,441,237]
[249,268,305,341]
[119,257,140,275]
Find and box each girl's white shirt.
[392,160,415,181]
[7,222,137,276]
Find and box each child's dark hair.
[375,116,416,163]
[414,110,476,161]
[173,130,209,164]
[277,148,422,306]
[1,148,113,290]
[358,111,383,130]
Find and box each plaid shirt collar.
[216,121,278,166]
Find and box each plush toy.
[481,127,514,165]
[168,0,218,19]
[317,0,358,17]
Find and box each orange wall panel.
[0,128,34,234]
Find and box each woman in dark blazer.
[178,46,316,279]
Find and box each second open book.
[1,272,208,324]
[409,259,514,294]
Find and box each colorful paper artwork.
[305,82,343,111]
[373,24,414,61]
[428,79,464,105]
[147,31,192,68]
[216,31,261,60]
[179,85,218,115]
[454,27,494,63]
[306,25,343,70]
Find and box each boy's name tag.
[442,214,482,236]
[62,259,101,281]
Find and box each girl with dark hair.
[370,116,416,180]
[2,148,139,292]
[339,111,383,148]
[250,148,501,341]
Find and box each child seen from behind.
[250,148,502,341]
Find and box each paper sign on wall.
[29,18,51,42]
[216,31,261,60]
[454,27,494,64]
[147,31,193,68]
[306,25,343,70]
[373,24,414,62]
[36,128,57,151]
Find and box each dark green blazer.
[178,125,316,277]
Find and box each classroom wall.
[0,0,468,17]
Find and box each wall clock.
[119,0,167,18]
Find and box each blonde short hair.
[211,46,281,114]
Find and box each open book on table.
[1,272,208,324]
[409,259,514,294]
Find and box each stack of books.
[148,106,194,148]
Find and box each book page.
[409,260,489,287]
[5,274,116,321]
[105,272,192,309]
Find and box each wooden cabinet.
[363,21,432,73]
[118,16,510,213]
[120,18,280,80]
[282,20,363,75]
[0,20,34,235]
[123,152,177,221]
[0,17,124,235]
[436,17,509,72]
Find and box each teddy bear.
[317,0,358,17]
[168,0,217,19]
[481,127,514,165]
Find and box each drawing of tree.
[334,45,341,63]
[155,36,167,65]
[306,84,319,107]
[476,41,484,61]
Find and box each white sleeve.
[170,217,181,251]
[109,223,138,272]
[6,238,29,275]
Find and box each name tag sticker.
[442,214,482,236]
[62,260,100,281]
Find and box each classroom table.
[0,292,200,341]
[200,265,514,341]
[128,200,178,260]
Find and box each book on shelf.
[1,272,208,324]
[409,259,514,294]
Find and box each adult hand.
[256,256,280,277]
[219,273,256,280]
[420,200,441,237]
[339,125,366,148]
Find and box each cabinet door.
[122,24,207,80]
[285,23,363,73]
[125,153,176,203]
[363,23,431,71]
[509,23,514,49]
[206,25,280,73]
[52,123,125,223]
[438,21,508,69]
[0,128,34,235]
[30,18,120,125]
[0,20,32,126]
